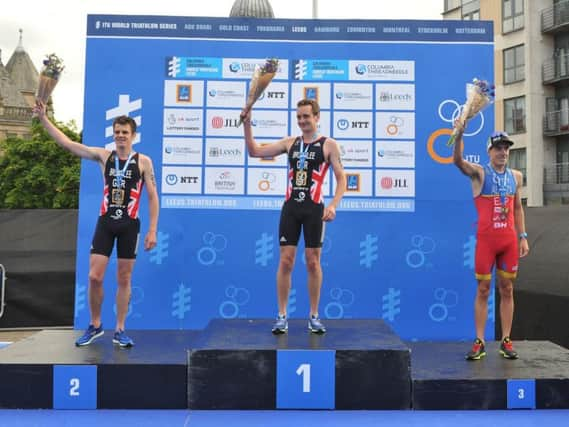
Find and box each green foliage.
[0,118,81,208]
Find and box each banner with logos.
[78,16,494,339]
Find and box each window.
[503,45,525,84]
[463,10,480,20]
[508,148,527,186]
[503,0,524,33]
[462,0,480,20]
[444,0,461,12]
[504,96,526,134]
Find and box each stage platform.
[0,320,568,410]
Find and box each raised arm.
[242,109,291,158]
[323,139,346,222]
[452,119,482,179]
[33,100,106,163]
[140,154,159,251]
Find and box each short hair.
[112,115,137,133]
[297,98,320,115]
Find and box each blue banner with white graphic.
[77,15,495,340]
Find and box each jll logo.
[381,177,393,189]
[212,116,223,129]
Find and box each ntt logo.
[229,62,241,72]
[337,119,349,130]
[166,174,178,185]
[355,64,367,75]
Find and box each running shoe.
[75,324,104,347]
[271,315,288,334]
[113,330,134,348]
[308,315,326,334]
[499,337,519,359]
[465,338,486,360]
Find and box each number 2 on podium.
[296,363,311,393]
[69,378,80,396]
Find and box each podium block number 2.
[53,365,97,409]
[277,350,335,409]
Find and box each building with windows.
[443,0,569,206]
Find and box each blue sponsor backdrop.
[76,16,495,340]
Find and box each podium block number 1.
[277,350,335,409]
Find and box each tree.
[0,119,81,208]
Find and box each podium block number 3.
[53,365,97,409]
[277,350,335,409]
[507,379,536,409]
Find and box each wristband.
[519,232,528,240]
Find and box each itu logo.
[355,64,367,75]
[337,119,349,130]
[165,174,178,185]
[229,62,241,72]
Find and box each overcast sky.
[1,0,442,129]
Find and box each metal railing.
[543,53,569,84]
[543,109,569,135]
[544,163,569,184]
[0,264,6,319]
[542,0,569,32]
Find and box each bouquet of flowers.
[447,78,495,146]
[238,58,279,126]
[36,53,65,104]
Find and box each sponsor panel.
[254,82,290,109]
[247,168,288,195]
[162,138,202,165]
[349,60,415,81]
[376,83,415,111]
[291,59,349,81]
[206,81,246,108]
[376,112,415,139]
[163,108,203,136]
[338,140,373,168]
[222,58,289,80]
[206,109,243,137]
[166,56,222,79]
[332,111,373,139]
[164,80,204,107]
[291,82,331,109]
[204,167,245,195]
[161,166,202,194]
[247,110,288,138]
[375,169,415,197]
[205,139,245,165]
[332,169,372,197]
[333,83,373,110]
[376,141,415,168]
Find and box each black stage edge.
[188,318,411,410]
[0,329,200,409]
[410,341,569,409]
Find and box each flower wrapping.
[36,53,65,104]
[447,78,495,146]
[239,58,279,126]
